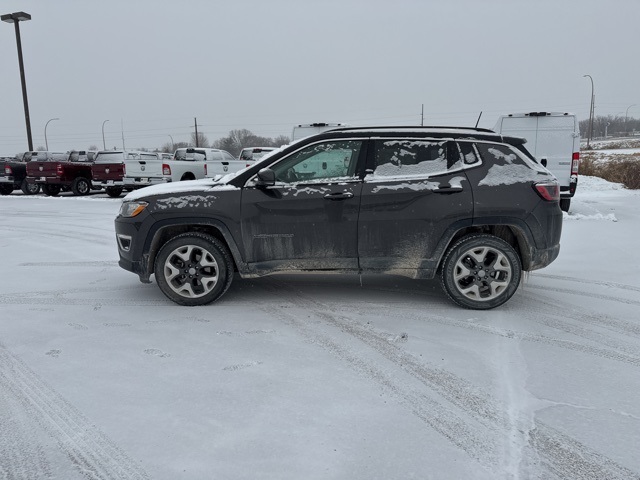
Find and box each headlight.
[119,201,148,218]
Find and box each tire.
[560,198,571,212]
[105,186,123,198]
[440,234,522,310]
[21,179,40,195]
[154,233,234,306]
[0,184,13,195]
[42,184,61,196]
[72,177,91,196]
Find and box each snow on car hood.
[123,178,238,201]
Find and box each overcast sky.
[1,0,638,153]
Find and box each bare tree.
[212,129,291,157]
[191,132,210,148]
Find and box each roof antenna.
[475,111,483,128]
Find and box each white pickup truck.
[91,150,167,197]
[163,148,243,182]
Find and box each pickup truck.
[25,150,97,196]
[163,148,241,182]
[0,155,41,195]
[91,150,168,198]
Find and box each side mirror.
[540,157,548,167]
[255,168,276,187]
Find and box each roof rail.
[329,125,496,134]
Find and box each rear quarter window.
[474,142,549,186]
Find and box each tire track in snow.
[260,278,639,479]
[531,273,640,294]
[0,343,150,480]
[339,300,640,367]
[526,283,640,307]
[257,303,501,471]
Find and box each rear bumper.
[97,180,125,187]
[123,177,170,188]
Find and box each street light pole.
[625,104,636,136]
[44,117,59,151]
[102,119,110,150]
[168,135,175,151]
[583,74,595,149]
[2,11,33,151]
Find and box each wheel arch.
[144,219,245,278]
[436,219,535,273]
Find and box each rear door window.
[370,139,460,178]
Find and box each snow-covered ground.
[1,175,639,480]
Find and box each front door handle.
[324,192,354,200]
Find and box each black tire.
[440,234,522,310]
[560,198,571,212]
[42,184,61,196]
[0,184,13,195]
[180,173,195,181]
[105,186,123,198]
[154,233,234,306]
[21,178,40,195]
[72,177,91,196]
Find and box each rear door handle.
[324,192,354,200]
[433,186,464,194]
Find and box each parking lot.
[1,180,639,479]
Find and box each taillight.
[163,163,171,175]
[56,164,64,176]
[5,165,12,175]
[123,164,126,175]
[533,181,560,202]
[571,152,580,175]
[204,164,207,175]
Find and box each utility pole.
[121,118,125,150]
[194,117,199,147]
[583,75,595,149]
[2,12,33,151]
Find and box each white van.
[493,112,580,212]
[291,123,348,142]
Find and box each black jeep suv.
[114,126,562,309]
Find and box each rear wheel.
[154,233,234,306]
[0,184,13,195]
[72,177,91,196]
[441,234,521,310]
[105,186,123,198]
[42,184,61,196]
[21,179,40,195]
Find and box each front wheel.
[440,234,522,310]
[154,233,234,306]
[42,184,61,196]
[105,186,123,198]
[21,179,40,195]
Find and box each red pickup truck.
[25,151,97,196]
